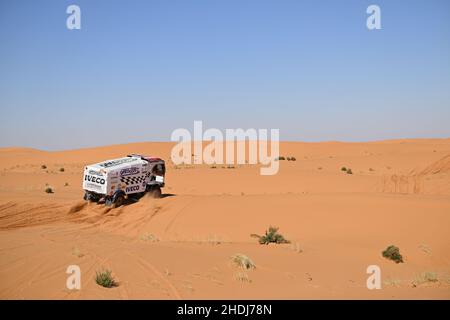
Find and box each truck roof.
[87,156,145,172]
[86,155,164,173]
[127,154,164,163]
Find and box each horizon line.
[1,137,450,153]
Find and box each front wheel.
[84,191,98,202]
[113,194,125,208]
[147,185,161,198]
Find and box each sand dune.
[0,140,449,299]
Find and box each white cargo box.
[83,156,151,196]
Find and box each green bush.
[45,187,53,193]
[341,166,347,171]
[95,269,117,288]
[251,226,290,245]
[41,164,47,169]
[382,245,404,263]
[346,168,353,174]
[59,167,65,172]
[276,156,286,161]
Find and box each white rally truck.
[82,154,165,207]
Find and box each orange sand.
[0,139,449,299]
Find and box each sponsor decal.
[85,183,102,190]
[120,167,140,176]
[88,170,103,176]
[125,185,140,193]
[84,175,105,185]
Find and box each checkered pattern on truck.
[119,172,151,185]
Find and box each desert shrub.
[383,278,402,287]
[413,272,438,286]
[251,226,290,245]
[422,272,438,282]
[346,168,353,174]
[230,254,255,270]
[64,182,69,186]
[59,167,65,172]
[72,247,84,258]
[45,187,53,193]
[41,165,47,169]
[95,269,117,288]
[203,234,222,245]
[418,243,432,254]
[276,156,286,161]
[417,271,438,282]
[382,245,404,263]
[234,272,251,283]
[288,242,303,253]
[140,233,159,242]
[290,157,296,161]
[341,166,347,171]
[286,157,291,161]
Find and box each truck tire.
[113,194,125,208]
[84,191,98,202]
[148,185,161,198]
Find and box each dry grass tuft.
[230,254,256,270]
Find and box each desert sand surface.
[0,139,450,299]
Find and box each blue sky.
[1,0,449,150]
